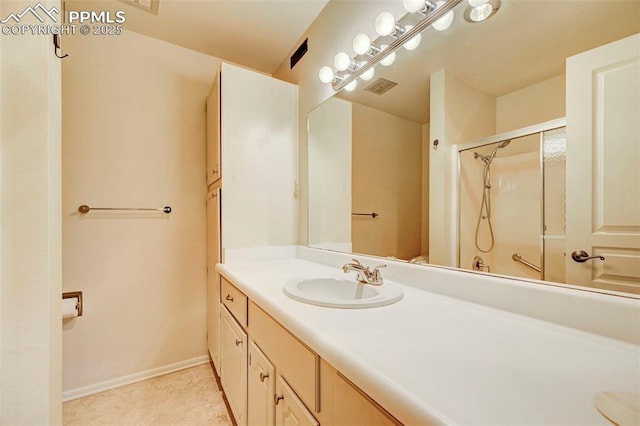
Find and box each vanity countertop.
[217,257,639,425]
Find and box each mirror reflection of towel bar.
[352,212,378,218]
[512,253,541,273]
[78,205,172,214]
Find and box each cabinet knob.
[274,394,284,405]
[212,168,218,175]
[225,295,234,302]
[259,372,269,382]
[235,339,242,346]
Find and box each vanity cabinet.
[217,275,400,426]
[221,305,248,425]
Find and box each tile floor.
[63,363,233,426]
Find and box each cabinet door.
[248,341,276,426]
[275,376,318,426]
[206,68,221,186]
[221,306,247,426]
[206,188,221,369]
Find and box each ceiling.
[331,0,640,123]
[66,0,330,74]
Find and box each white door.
[566,34,640,293]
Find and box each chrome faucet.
[342,259,386,285]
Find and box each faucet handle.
[369,264,387,285]
[351,258,362,266]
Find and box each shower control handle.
[571,250,605,263]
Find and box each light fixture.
[464,0,500,23]
[403,0,437,14]
[379,46,396,66]
[375,11,396,36]
[432,1,454,31]
[353,33,371,55]
[334,52,354,71]
[318,0,469,92]
[360,67,375,81]
[344,80,358,92]
[469,3,492,21]
[403,25,422,50]
[318,66,335,84]
[403,0,425,13]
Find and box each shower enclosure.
[457,120,566,282]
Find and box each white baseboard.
[62,355,210,402]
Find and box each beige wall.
[351,104,422,260]
[496,74,565,133]
[430,70,496,267]
[62,31,220,395]
[0,0,62,423]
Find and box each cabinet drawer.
[221,276,248,329]
[249,302,319,412]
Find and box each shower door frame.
[453,117,566,278]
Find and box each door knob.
[571,250,605,263]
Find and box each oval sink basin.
[283,277,403,308]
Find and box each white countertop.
[217,257,640,425]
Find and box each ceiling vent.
[118,0,159,14]
[364,78,398,95]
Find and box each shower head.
[497,140,511,149]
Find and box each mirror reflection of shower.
[458,123,566,282]
[473,140,511,253]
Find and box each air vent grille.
[118,0,159,14]
[364,78,398,95]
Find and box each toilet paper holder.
[62,291,83,317]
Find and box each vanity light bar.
[330,0,463,92]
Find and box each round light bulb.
[375,11,396,36]
[334,52,352,71]
[403,25,422,50]
[318,66,334,84]
[353,33,371,55]
[360,67,375,81]
[344,80,358,92]
[432,1,454,31]
[469,3,493,21]
[379,46,396,66]
[403,0,425,13]
[468,0,488,7]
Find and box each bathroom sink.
[283,277,403,308]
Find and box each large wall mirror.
[307,0,640,294]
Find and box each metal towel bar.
[352,212,379,218]
[78,205,172,214]
[512,253,541,273]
